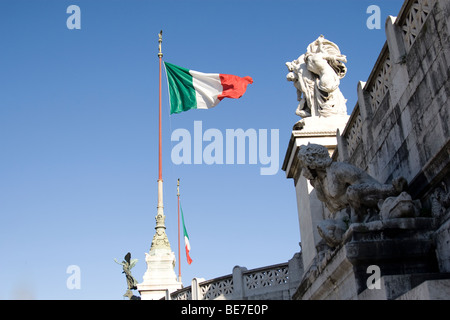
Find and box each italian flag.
[164,62,253,114]
[180,204,193,265]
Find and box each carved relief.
[150,213,171,250]
[297,143,421,247]
[378,191,421,220]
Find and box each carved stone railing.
[169,262,294,300]
[397,0,436,52]
[341,105,363,158]
[200,275,234,300]
[366,45,392,113]
[170,285,192,300]
[243,263,289,291]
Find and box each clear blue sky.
[0,0,404,299]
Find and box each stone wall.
[336,0,450,277]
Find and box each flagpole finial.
[177,178,180,197]
[158,30,163,58]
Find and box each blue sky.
[0,0,405,299]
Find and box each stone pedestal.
[282,115,349,271]
[137,248,182,300]
[293,217,443,300]
[345,218,439,297]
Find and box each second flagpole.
[177,179,181,282]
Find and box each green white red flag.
[180,203,193,265]
[164,62,253,114]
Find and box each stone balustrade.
[170,253,302,300]
[399,0,436,51]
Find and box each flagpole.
[155,30,164,234]
[177,179,181,282]
[153,30,167,251]
[158,30,163,181]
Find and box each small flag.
[180,204,193,265]
[164,62,253,114]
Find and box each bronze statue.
[114,252,140,299]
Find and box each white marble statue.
[286,35,348,128]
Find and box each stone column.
[191,277,206,300]
[231,266,247,300]
[385,15,409,108]
[282,116,349,270]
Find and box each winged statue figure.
[114,252,139,299]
